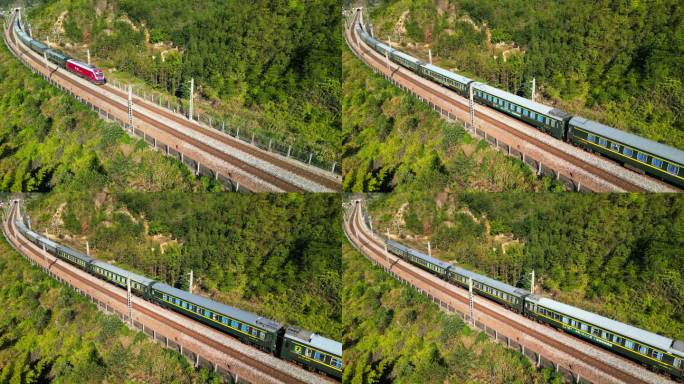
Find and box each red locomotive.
[66,59,105,85]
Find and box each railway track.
[344,201,677,384]
[4,13,340,193]
[2,201,335,384]
[345,11,679,193]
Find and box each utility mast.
[531,77,536,102]
[188,78,194,121]
[530,270,535,295]
[188,270,194,293]
[468,277,474,326]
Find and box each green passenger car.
[279,327,343,379]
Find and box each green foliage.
[368,0,684,149]
[0,39,209,193]
[342,243,560,383]
[342,48,557,193]
[28,192,342,339]
[28,0,341,158]
[0,232,222,383]
[369,192,684,340]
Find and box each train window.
[587,134,595,142]
[623,147,633,157]
[652,350,663,360]
[610,143,620,151]
[639,345,647,354]
[222,317,229,325]
[636,152,647,162]
[592,328,601,336]
[625,340,634,349]
[605,332,613,342]
[651,158,663,168]
[537,114,544,123]
[667,164,679,175]
[306,348,314,358]
[598,138,608,147]
[580,323,589,332]
[314,351,321,360]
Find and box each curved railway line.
[2,201,336,384]
[3,11,340,193]
[344,200,678,384]
[345,10,679,193]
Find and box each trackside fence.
[348,208,594,384]
[1,21,249,192]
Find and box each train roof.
[91,259,155,286]
[46,49,69,59]
[31,40,47,49]
[15,218,61,250]
[375,41,393,55]
[527,296,680,354]
[56,244,95,264]
[467,268,531,297]
[284,327,342,357]
[421,63,474,86]
[569,116,684,164]
[387,238,528,297]
[150,282,282,332]
[391,49,422,66]
[37,234,60,250]
[472,82,571,120]
[386,239,454,271]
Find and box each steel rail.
[344,202,676,384]
[3,203,335,384]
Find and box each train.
[353,12,684,188]
[381,236,684,379]
[13,208,342,380]
[12,13,105,85]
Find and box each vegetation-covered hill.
[342,242,561,383]
[25,0,341,158]
[342,49,562,192]
[26,192,342,339]
[0,231,222,383]
[366,192,684,341]
[0,39,209,193]
[363,0,684,149]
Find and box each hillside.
[26,192,343,339]
[366,192,684,341]
[0,231,222,383]
[363,0,684,149]
[0,39,208,193]
[342,243,561,383]
[24,0,342,160]
[342,49,562,192]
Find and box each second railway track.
[344,202,677,384]
[3,203,334,384]
[345,11,680,193]
[4,14,340,193]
